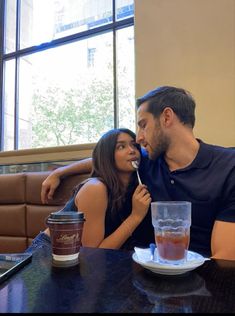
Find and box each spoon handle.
[149,243,156,261]
[136,170,142,185]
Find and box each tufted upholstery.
[0,171,90,253]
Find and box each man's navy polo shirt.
[139,140,235,257]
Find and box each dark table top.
[0,246,235,313]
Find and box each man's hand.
[41,158,93,204]
[41,173,61,204]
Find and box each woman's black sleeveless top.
[59,181,154,250]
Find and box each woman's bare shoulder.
[75,177,108,212]
[76,178,108,197]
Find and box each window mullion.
[14,58,19,150]
[0,0,5,150]
[113,0,118,129]
[14,0,20,149]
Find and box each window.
[0,0,135,151]
[87,48,96,67]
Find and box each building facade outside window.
[87,47,96,67]
[0,0,135,151]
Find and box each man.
[41,86,235,259]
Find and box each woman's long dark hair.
[74,128,141,216]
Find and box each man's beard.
[148,130,170,161]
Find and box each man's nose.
[136,129,144,144]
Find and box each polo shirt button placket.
[170,179,174,184]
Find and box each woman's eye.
[117,145,125,150]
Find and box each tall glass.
[151,201,191,264]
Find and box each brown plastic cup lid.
[47,211,85,223]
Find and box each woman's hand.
[131,184,152,222]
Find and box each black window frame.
[0,0,134,151]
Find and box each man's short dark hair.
[136,86,196,128]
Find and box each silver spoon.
[131,160,142,185]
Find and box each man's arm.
[211,220,235,260]
[41,158,92,204]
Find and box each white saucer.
[132,247,210,275]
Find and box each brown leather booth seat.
[0,171,89,253]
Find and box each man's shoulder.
[212,144,234,162]
[200,143,235,182]
[207,142,235,152]
[201,141,235,164]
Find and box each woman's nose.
[128,145,136,153]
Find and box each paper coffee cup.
[46,211,85,268]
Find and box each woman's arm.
[75,181,151,249]
[75,179,108,247]
[41,158,92,204]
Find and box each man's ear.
[161,107,174,127]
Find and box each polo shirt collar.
[188,139,213,169]
[160,139,213,172]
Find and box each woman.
[26,128,151,252]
